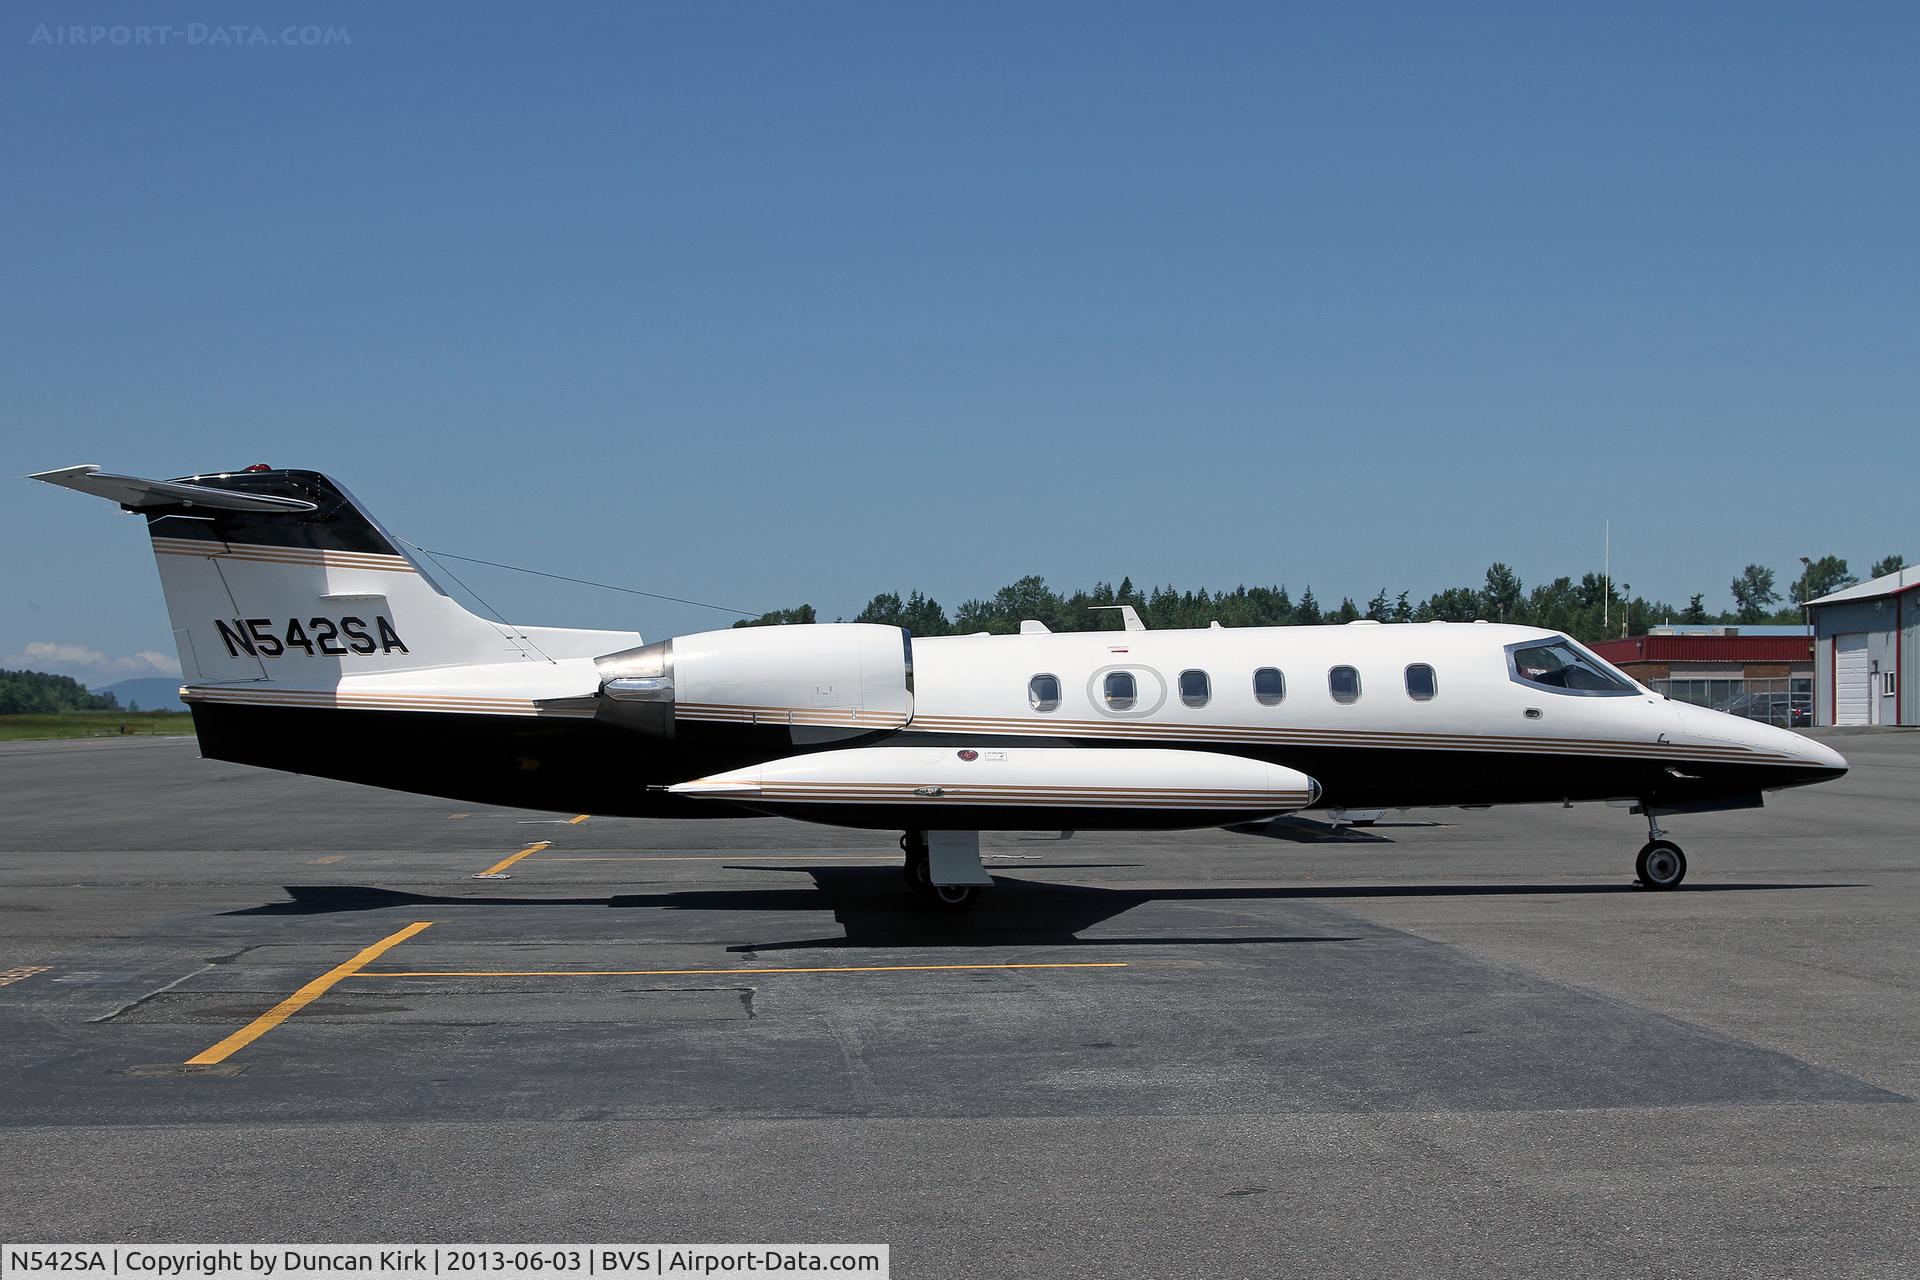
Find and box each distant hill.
[91,676,187,712]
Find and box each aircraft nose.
[1796,733,1849,775]
[1673,702,1847,778]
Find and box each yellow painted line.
[358,962,1127,978]
[537,855,887,867]
[567,813,591,825]
[447,813,470,821]
[308,855,345,865]
[185,922,433,1066]
[478,841,550,876]
[0,965,52,988]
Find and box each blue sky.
[5,2,1915,682]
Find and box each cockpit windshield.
[1506,636,1638,696]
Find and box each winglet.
[28,465,318,513]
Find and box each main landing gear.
[1634,811,1687,891]
[901,830,991,910]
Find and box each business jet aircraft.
[32,464,1847,908]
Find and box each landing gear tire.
[900,831,980,910]
[1635,840,1687,891]
[911,857,979,910]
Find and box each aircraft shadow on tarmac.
[225,868,1864,953]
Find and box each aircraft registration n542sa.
[32,463,1847,908]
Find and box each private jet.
[32,464,1848,907]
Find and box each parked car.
[1713,691,1812,727]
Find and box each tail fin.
[31,464,544,684]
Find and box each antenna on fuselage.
[1089,604,1147,632]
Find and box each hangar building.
[1807,567,1917,726]
[1590,628,1813,727]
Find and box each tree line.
[734,551,1907,643]
[0,669,122,715]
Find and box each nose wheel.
[1632,810,1687,890]
[1635,839,1687,890]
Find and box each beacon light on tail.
[31,461,1849,911]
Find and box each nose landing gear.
[1634,811,1687,890]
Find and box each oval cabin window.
[1178,669,1211,708]
[1253,667,1285,706]
[1329,665,1361,704]
[1103,671,1137,711]
[1405,663,1437,701]
[1028,673,1061,713]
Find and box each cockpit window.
[1506,637,1637,697]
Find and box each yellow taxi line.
[356,962,1127,978]
[0,965,52,988]
[185,922,434,1065]
[538,854,886,863]
[566,813,591,825]
[477,841,550,876]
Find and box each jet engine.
[595,623,914,743]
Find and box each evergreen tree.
[1418,587,1481,623]
[1790,555,1856,603]
[854,592,905,625]
[1869,553,1906,579]
[1730,564,1779,624]
[857,590,950,635]
[0,670,121,714]
[732,604,816,628]
[1482,563,1523,623]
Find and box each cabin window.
[1253,667,1285,706]
[1506,637,1637,696]
[1329,665,1361,704]
[1178,669,1211,708]
[1405,663,1437,701]
[1028,673,1061,713]
[1103,671,1137,711]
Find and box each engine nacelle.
[596,623,913,742]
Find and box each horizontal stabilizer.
[29,465,319,513]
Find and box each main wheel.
[905,850,980,910]
[901,831,928,888]
[1635,840,1687,890]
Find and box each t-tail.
[28,464,652,807]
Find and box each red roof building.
[1589,632,1815,679]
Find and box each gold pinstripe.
[670,700,1786,763]
[721,786,1312,808]
[752,781,1305,797]
[675,701,907,727]
[181,687,598,718]
[150,536,418,574]
[178,691,1804,764]
[898,711,1796,764]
